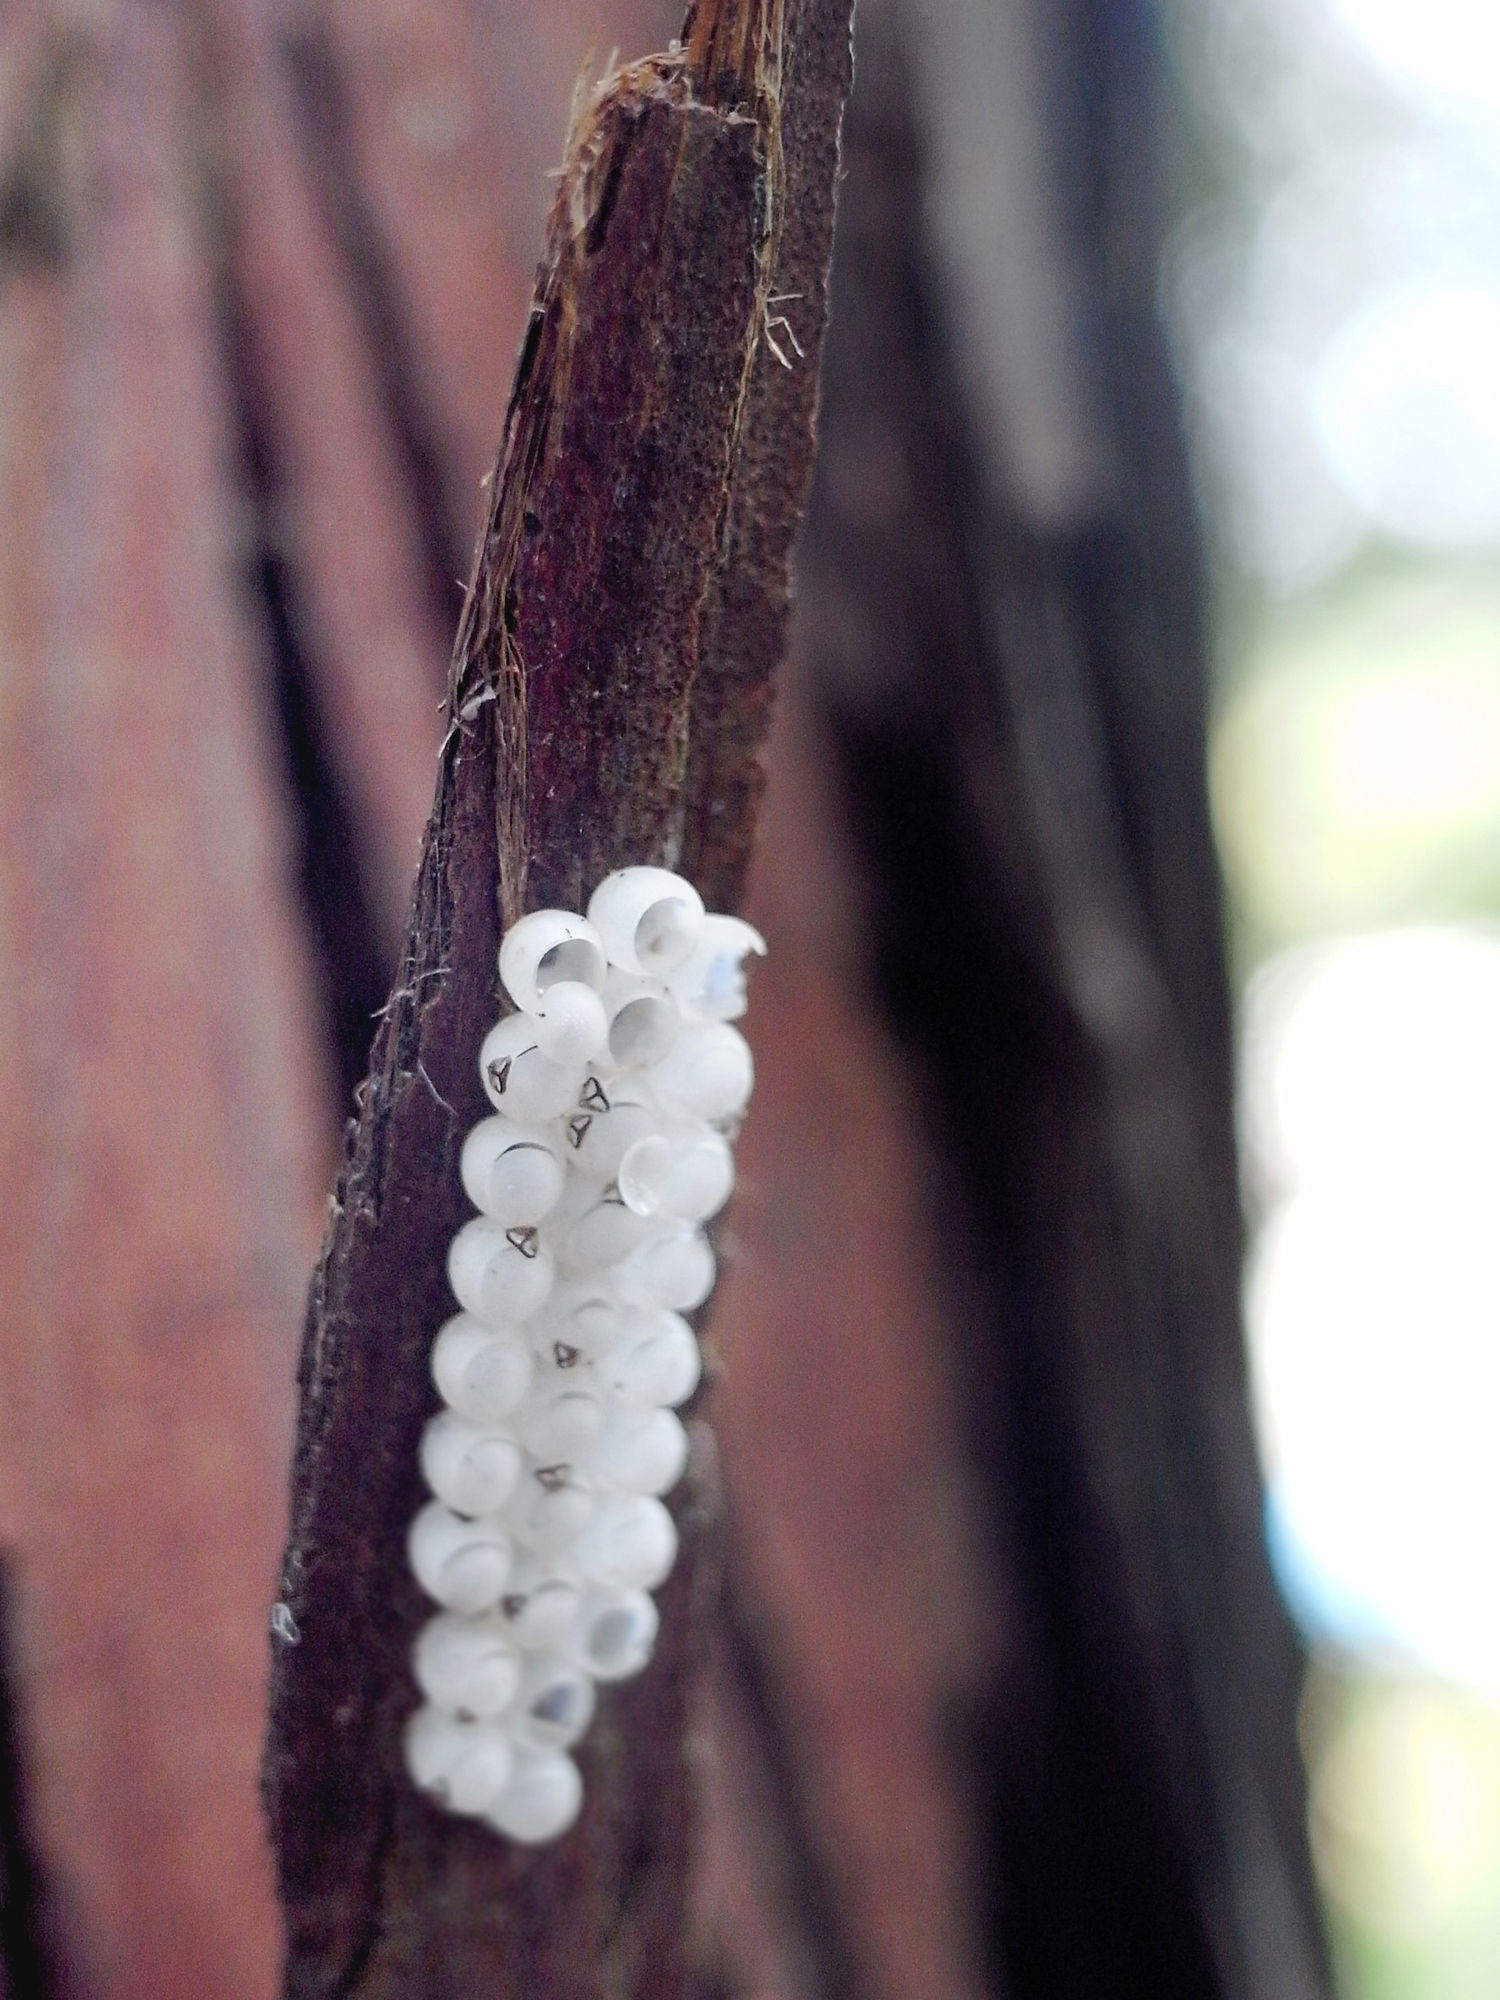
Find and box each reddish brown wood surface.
[206,0,450,952]
[263,6,853,1994]
[699,676,999,2000]
[0,10,327,1994]
[1,8,1003,1999]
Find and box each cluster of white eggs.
[403,867,762,1844]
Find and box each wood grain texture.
[0,9,327,1994]
[263,5,853,1994]
[681,0,852,910]
[205,0,451,957]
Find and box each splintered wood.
[262,5,852,1995]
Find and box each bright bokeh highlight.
[1211,573,1500,942]
[1241,928,1500,1696]
[1329,0,1500,121]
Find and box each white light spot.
[1241,929,1500,1696]
[1211,574,1500,938]
[1313,285,1500,550]
[1329,0,1500,121]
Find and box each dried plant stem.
[262,6,852,1996]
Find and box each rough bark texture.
[262,5,853,1994]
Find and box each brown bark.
[262,5,853,1994]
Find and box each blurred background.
[0,0,1495,1997]
[1172,3,1500,1994]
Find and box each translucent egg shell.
[587,867,705,977]
[412,1612,523,1718]
[610,1226,715,1312]
[562,1088,661,1180]
[420,1411,524,1517]
[617,1127,734,1222]
[527,1287,630,1377]
[574,1495,678,1591]
[528,1331,596,1389]
[647,1021,755,1124]
[559,1293,632,1354]
[510,1658,596,1752]
[601,969,679,1071]
[590,1409,689,1497]
[498,910,607,1013]
[479,1015,584,1123]
[663,914,765,1021]
[573,1587,660,1682]
[430,1316,533,1425]
[506,1472,597,1555]
[598,1310,701,1408]
[548,1185,660,1276]
[460,1118,567,1226]
[532,980,608,1065]
[405,1705,515,1816]
[416,877,767,1840]
[498,1559,585,1651]
[483,1749,584,1845]
[409,1502,514,1613]
[519,1388,605,1462]
[533,1165,601,1233]
[448,1217,556,1325]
